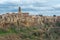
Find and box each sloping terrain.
[0,23,60,40]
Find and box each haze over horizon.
[0,0,60,16]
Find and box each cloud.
[0,0,19,4]
[52,4,60,11]
[53,4,60,8]
[20,0,54,11]
[0,0,60,16]
[20,0,48,4]
[0,3,18,13]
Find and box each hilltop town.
[0,7,60,27]
[0,7,60,40]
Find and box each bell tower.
[18,7,21,14]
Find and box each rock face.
[0,7,60,27]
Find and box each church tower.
[18,7,21,14]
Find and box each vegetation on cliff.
[0,22,60,40]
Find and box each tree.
[53,15,56,17]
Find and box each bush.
[56,21,60,26]
[0,28,8,34]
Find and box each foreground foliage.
[0,23,60,40]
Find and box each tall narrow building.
[18,7,21,14]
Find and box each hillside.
[0,7,60,40]
[0,22,60,40]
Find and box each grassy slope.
[0,26,60,40]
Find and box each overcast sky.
[0,0,60,16]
